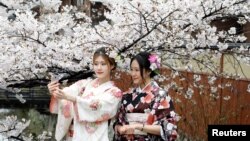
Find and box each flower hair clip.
[148,54,161,74]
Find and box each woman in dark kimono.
[114,52,178,141]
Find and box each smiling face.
[130,59,143,85]
[93,55,112,81]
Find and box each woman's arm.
[124,123,161,135]
[113,94,130,135]
[48,81,60,113]
[74,87,122,122]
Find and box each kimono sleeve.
[49,79,88,114]
[153,89,179,141]
[49,95,59,114]
[113,94,129,126]
[52,80,89,141]
[75,87,122,122]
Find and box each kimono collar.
[135,81,158,93]
[92,78,114,88]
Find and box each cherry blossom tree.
[0,0,249,90]
[0,115,51,141]
[0,0,250,140]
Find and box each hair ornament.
[148,54,161,74]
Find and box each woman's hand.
[54,88,76,102]
[124,123,142,134]
[115,125,127,135]
[47,81,60,96]
[116,124,143,140]
[116,124,142,135]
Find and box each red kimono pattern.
[114,81,178,141]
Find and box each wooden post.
[218,52,224,123]
[243,22,250,42]
[61,0,72,6]
[83,0,92,17]
[220,53,224,74]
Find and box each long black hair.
[130,52,157,79]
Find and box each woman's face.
[93,56,111,80]
[130,59,143,85]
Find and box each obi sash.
[126,113,148,135]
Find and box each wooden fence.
[113,68,250,140]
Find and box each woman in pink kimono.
[114,52,179,141]
[48,47,122,141]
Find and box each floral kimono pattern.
[50,78,122,141]
[114,81,178,141]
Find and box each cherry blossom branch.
[161,49,219,75]
[183,0,247,30]
[8,35,46,47]
[9,136,24,141]
[119,9,179,54]
[227,53,248,78]
[6,69,94,88]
